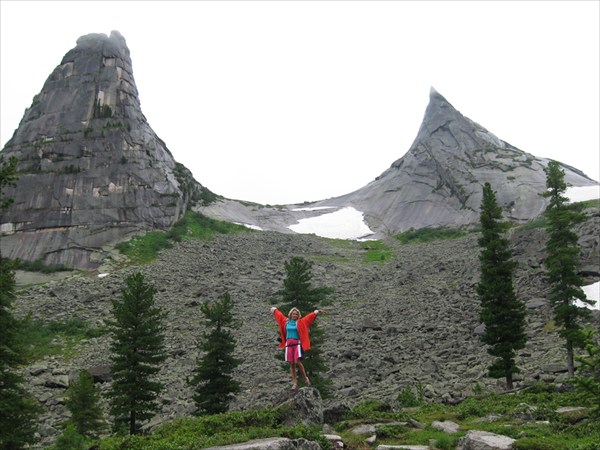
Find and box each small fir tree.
[543,161,593,376]
[277,256,333,396]
[477,182,527,390]
[0,156,40,449]
[107,272,166,434]
[51,425,89,450]
[190,292,242,415]
[570,326,600,418]
[64,370,106,436]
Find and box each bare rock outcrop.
[456,430,516,450]
[0,31,205,269]
[198,88,598,239]
[316,88,597,235]
[205,438,321,450]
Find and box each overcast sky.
[1,1,598,205]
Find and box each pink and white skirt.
[285,339,303,363]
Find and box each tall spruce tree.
[477,182,526,390]
[0,156,40,449]
[543,161,592,377]
[64,370,106,437]
[190,292,242,415]
[277,256,333,396]
[107,272,166,434]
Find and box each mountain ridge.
[1,31,597,269]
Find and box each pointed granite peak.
[0,32,203,269]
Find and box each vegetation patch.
[13,258,72,273]
[18,317,107,362]
[360,240,392,262]
[115,212,252,265]
[96,409,328,450]
[395,227,470,244]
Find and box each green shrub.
[397,386,421,407]
[360,240,392,262]
[395,227,469,244]
[348,399,395,420]
[52,424,90,450]
[98,409,330,450]
[17,317,107,362]
[516,219,547,231]
[569,326,600,417]
[116,212,252,265]
[13,258,72,273]
[526,381,557,394]
[115,231,173,264]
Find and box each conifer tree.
[190,292,242,415]
[570,326,600,418]
[0,156,40,449]
[477,182,526,390]
[277,256,333,396]
[64,370,106,437]
[107,272,166,434]
[543,161,592,377]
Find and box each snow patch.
[235,223,263,231]
[566,185,599,203]
[575,282,600,310]
[97,273,109,278]
[288,207,373,240]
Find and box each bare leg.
[289,363,298,388]
[297,361,310,386]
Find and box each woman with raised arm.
[271,306,320,391]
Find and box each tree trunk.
[566,339,575,377]
[505,372,514,391]
[130,411,136,435]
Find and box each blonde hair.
[288,307,301,318]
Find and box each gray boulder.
[456,430,516,450]
[205,438,321,450]
[275,387,324,428]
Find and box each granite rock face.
[314,88,597,234]
[198,88,598,238]
[0,31,204,269]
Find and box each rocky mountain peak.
[0,32,204,269]
[195,87,597,239]
[306,89,597,236]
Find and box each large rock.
[456,430,516,450]
[0,31,205,269]
[205,438,321,450]
[275,387,324,427]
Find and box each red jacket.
[273,308,317,350]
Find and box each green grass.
[331,388,600,450]
[578,198,599,209]
[18,317,108,362]
[516,218,547,231]
[360,240,392,262]
[53,385,600,450]
[395,227,470,244]
[115,211,252,264]
[95,409,329,450]
[515,198,598,232]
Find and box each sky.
[1,1,598,206]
